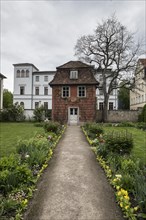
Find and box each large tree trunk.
[102,95,109,122]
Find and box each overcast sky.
[1,0,146,92]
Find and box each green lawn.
[103,127,146,164]
[0,122,44,157]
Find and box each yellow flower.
[124,195,130,200]
[116,186,120,190]
[125,205,129,210]
[134,206,139,211]
[117,191,122,196]
[120,202,123,208]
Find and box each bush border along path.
[0,122,66,220]
[82,124,146,220]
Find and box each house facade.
[49,61,99,124]
[130,59,146,110]
[0,73,7,109]
[95,69,118,110]
[13,61,118,120]
[13,63,55,118]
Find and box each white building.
[130,59,146,110]
[0,73,7,109]
[13,63,118,119]
[95,69,118,110]
[13,63,55,118]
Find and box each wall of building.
[52,85,97,123]
[96,110,140,122]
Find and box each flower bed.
[0,121,66,220]
[82,122,146,220]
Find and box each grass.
[0,122,44,157]
[103,127,146,164]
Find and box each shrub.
[138,104,146,122]
[0,197,20,219]
[84,123,104,139]
[0,102,25,122]
[104,131,133,155]
[33,105,45,122]
[43,121,62,134]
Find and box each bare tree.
[75,14,143,122]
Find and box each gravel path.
[24,126,123,220]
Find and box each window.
[35,87,39,95]
[35,76,39,82]
[16,70,20,78]
[99,102,104,110]
[62,86,70,97]
[20,102,24,108]
[20,86,25,95]
[21,70,25,78]
[26,70,29,77]
[44,102,48,109]
[44,76,48,82]
[44,87,48,95]
[109,102,113,110]
[70,70,78,79]
[35,102,39,109]
[78,86,86,97]
[99,88,103,95]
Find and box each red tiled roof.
[57,60,92,69]
[50,61,99,86]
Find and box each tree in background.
[75,14,143,122]
[118,83,130,110]
[3,89,13,108]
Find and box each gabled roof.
[57,60,92,69]
[0,73,7,79]
[50,61,99,86]
[13,63,39,71]
[139,58,146,68]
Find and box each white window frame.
[35,76,39,82]
[20,86,25,95]
[78,86,86,97]
[109,102,113,110]
[35,87,39,95]
[44,76,48,82]
[44,87,48,95]
[99,102,104,110]
[35,102,39,109]
[70,70,78,79]
[62,86,70,98]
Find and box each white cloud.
[1,0,145,92]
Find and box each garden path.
[24,125,123,220]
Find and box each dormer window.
[70,70,78,79]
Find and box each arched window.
[26,69,29,77]
[16,70,20,78]
[21,70,25,77]
[20,102,24,108]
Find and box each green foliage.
[83,123,146,216]
[83,122,104,139]
[138,104,146,122]
[3,89,13,108]
[33,105,45,122]
[0,123,64,219]
[118,86,130,110]
[104,131,133,155]
[0,197,19,219]
[0,102,25,122]
[43,121,62,134]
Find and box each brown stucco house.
[49,61,99,124]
